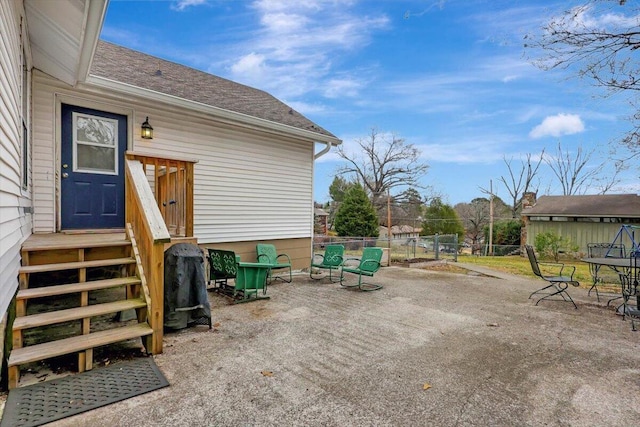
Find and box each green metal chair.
[310,244,344,282]
[207,248,237,292]
[207,249,269,303]
[256,244,292,284]
[340,247,383,291]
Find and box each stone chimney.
[520,192,537,255]
[521,192,537,209]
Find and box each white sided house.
[0,0,340,388]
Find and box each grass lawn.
[452,254,598,289]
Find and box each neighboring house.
[379,225,421,240]
[314,207,329,235]
[1,0,340,384]
[522,194,640,254]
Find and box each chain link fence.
[313,234,460,262]
[484,245,522,256]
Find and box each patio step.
[19,257,136,275]
[8,323,153,367]
[13,298,147,331]
[11,232,153,389]
[16,277,142,301]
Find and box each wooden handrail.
[126,159,172,242]
[125,158,171,354]
[126,151,196,238]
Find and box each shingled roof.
[523,194,640,218]
[89,41,337,140]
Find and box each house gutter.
[75,0,109,84]
[82,75,343,146]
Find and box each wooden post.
[185,162,194,237]
[387,190,392,266]
[489,180,494,256]
[149,242,165,354]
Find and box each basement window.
[576,217,600,223]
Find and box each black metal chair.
[619,254,639,331]
[586,243,626,304]
[525,245,579,309]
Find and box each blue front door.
[61,104,127,230]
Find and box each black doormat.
[1,357,169,427]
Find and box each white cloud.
[261,12,309,33]
[418,138,510,164]
[230,52,267,76]
[286,100,328,116]
[529,113,585,139]
[324,78,363,98]
[171,0,208,12]
[569,5,640,30]
[224,1,389,99]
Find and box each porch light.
[141,117,153,139]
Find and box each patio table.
[236,261,271,294]
[581,256,639,310]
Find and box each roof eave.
[524,211,639,217]
[76,0,109,84]
[83,74,342,146]
[25,0,108,86]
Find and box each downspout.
[314,141,333,160]
[312,140,336,250]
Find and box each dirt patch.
[392,258,435,267]
[420,263,470,274]
[393,259,477,275]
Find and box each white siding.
[527,221,637,255]
[32,71,315,242]
[31,70,56,232]
[0,0,32,318]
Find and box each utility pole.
[489,179,494,256]
[387,190,392,266]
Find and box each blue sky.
[102,0,639,205]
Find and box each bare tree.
[499,152,544,218]
[336,128,429,212]
[454,198,490,254]
[526,0,640,155]
[544,141,621,195]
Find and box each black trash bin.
[164,243,212,330]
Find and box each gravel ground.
[23,265,640,426]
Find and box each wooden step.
[21,233,129,252]
[13,299,147,331]
[19,257,136,274]
[17,277,141,301]
[8,323,153,367]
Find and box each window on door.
[72,112,119,175]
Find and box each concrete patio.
[52,265,640,426]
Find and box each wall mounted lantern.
[141,116,153,139]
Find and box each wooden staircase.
[8,229,154,389]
